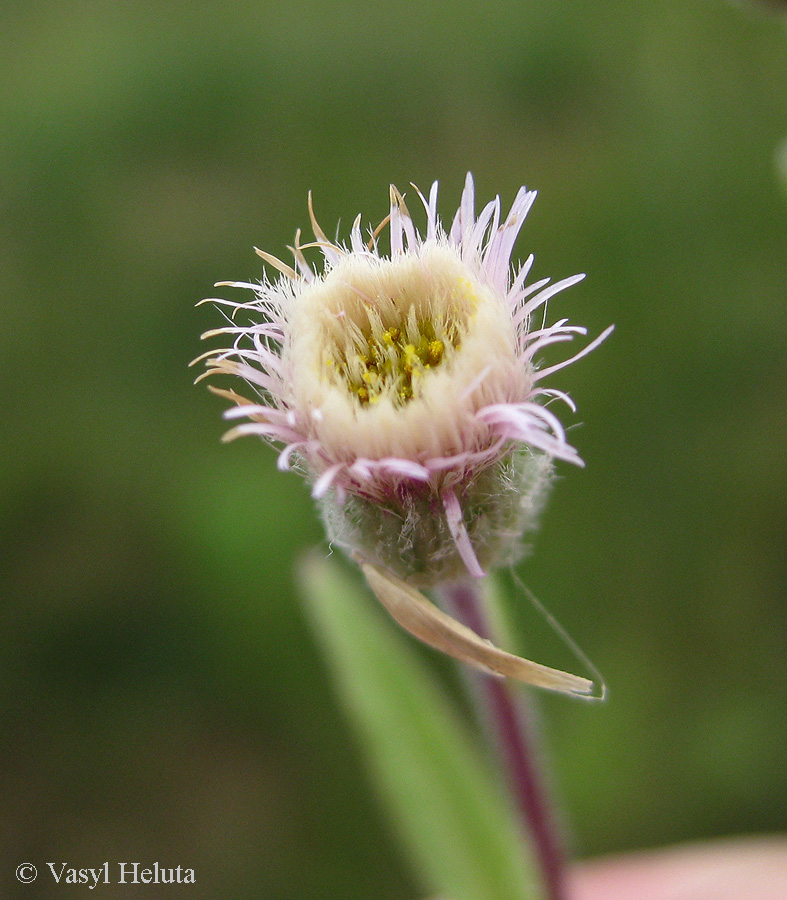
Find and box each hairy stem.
[438,580,567,900]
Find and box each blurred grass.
[1,0,786,897]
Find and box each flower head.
[198,174,610,582]
[196,175,611,695]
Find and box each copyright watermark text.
[15,862,196,888]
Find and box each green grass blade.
[299,552,543,900]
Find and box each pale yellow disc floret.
[287,244,530,462]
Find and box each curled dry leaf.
[359,561,598,698]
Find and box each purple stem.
[438,580,567,900]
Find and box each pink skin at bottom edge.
[568,835,787,900]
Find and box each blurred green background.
[2,0,786,897]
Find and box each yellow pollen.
[328,308,462,407]
[383,327,400,345]
[427,340,444,366]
